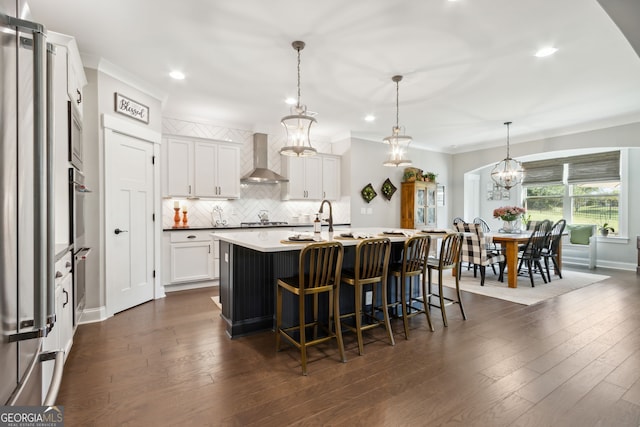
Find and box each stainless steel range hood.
[240,133,289,184]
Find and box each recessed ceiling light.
[535,47,558,58]
[364,115,375,122]
[285,97,296,105]
[169,71,185,80]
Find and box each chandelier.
[491,121,524,190]
[279,41,317,157]
[383,75,412,167]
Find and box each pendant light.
[491,121,524,190]
[279,41,317,157]
[383,75,412,167]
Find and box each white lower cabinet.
[42,251,73,402]
[164,231,217,288]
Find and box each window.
[522,151,621,235]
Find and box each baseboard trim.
[79,306,110,324]
[164,280,219,293]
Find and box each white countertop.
[213,227,422,252]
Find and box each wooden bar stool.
[426,233,465,327]
[275,241,346,375]
[340,237,394,355]
[389,234,434,339]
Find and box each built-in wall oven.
[69,167,91,326]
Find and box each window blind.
[566,151,620,183]
[522,159,564,185]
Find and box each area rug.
[210,296,222,310]
[442,269,610,305]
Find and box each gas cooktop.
[240,221,289,227]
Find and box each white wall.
[349,138,453,229]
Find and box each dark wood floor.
[57,267,640,426]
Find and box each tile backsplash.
[162,196,351,228]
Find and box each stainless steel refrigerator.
[1,0,62,406]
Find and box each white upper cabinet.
[321,155,340,200]
[281,154,340,200]
[164,137,240,198]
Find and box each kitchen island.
[215,228,415,338]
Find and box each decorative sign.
[114,93,149,124]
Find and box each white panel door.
[106,131,155,314]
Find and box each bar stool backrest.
[437,233,464,269]
[354,238,391,284]
[402,235,431,276]
[298,241,344,291]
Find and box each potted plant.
[423,172,437,182]
[599,223,615,236]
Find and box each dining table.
[487,231,563,288]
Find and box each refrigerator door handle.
[41,350,65,406]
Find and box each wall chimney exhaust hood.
[240,133,289,184]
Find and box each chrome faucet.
[318,200,333,232]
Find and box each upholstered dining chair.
[455,222,505,286]
[276,241,346,375]
[426,233,465,327]
[340,237,394,355]
[388,234,434,339]
[542,219,567,281]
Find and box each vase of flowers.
[493,206,526,233]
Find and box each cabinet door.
[194,142,218,197]
[216,144,240,198]
[304,156,323,199]
[66,52,83,115]
[426,186,437,226]
[322,156,340,200]
[170,242,214,283]
[415,186,426,227]
[167,139,193,196]
[60,273,73,357]
[283,156,306,199]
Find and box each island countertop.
[213,227,418,252]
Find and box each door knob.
[114,228,128,235]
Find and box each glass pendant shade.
[383,126,412,167]
[491,121,524,190]
[280,41,317,157]
[383,75,412,167]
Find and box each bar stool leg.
[401,275,410,339]
[354,281,364,355]
[420,272,435,332]
[437,269,448,327]
[333,287,346,363]
[454,265,467,320]
[276,286,283,351]
[380,280,395,346]
[299,293,308,376]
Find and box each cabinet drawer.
[170,230,212,243]
[55,252,73,280]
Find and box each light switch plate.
[365,291,373,305]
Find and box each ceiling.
[28,0,640,153]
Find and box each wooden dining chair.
[517,220,552,287]
[542,219,567,281]
[275,241,346,375]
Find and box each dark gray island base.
[219,241,299,337]
[216,228,415,338]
